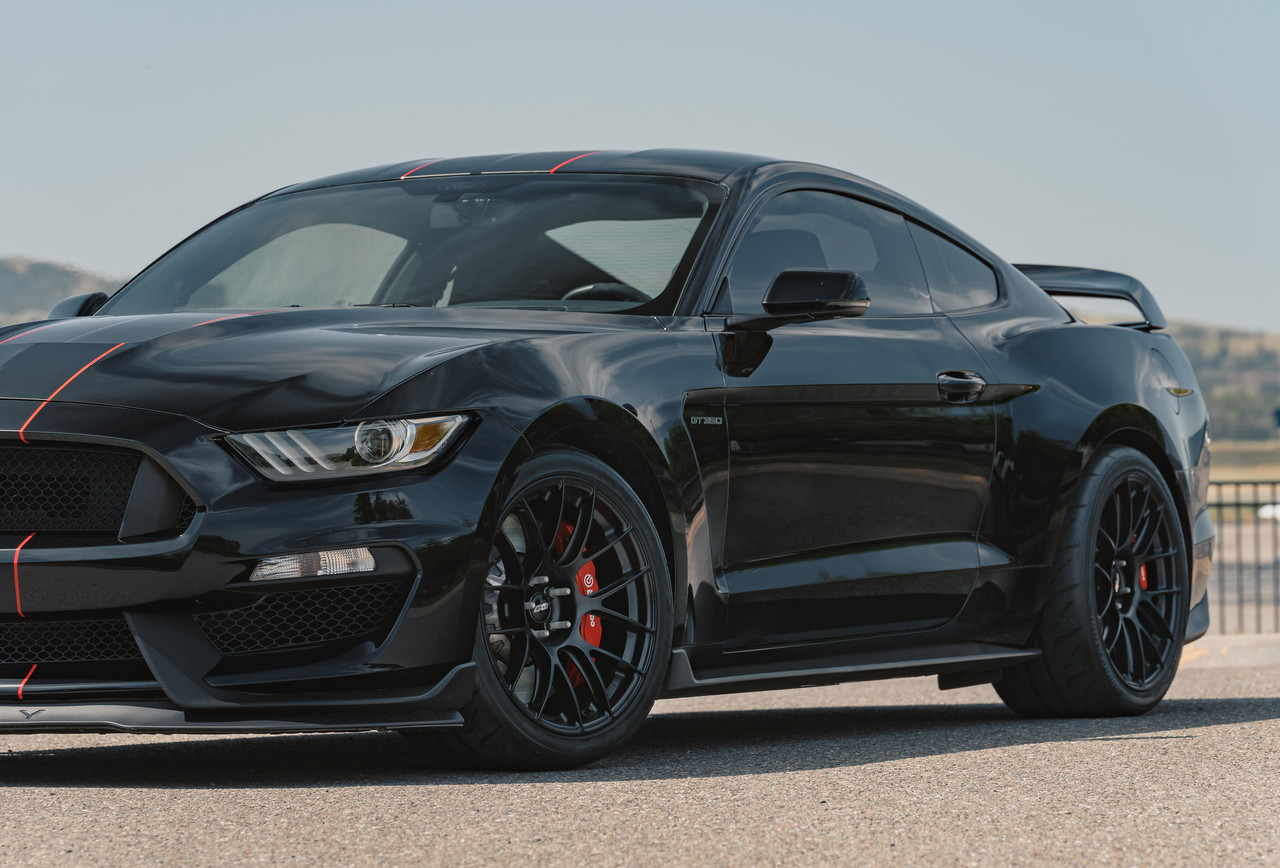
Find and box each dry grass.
[1211,440,1280,482]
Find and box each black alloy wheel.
[996,446,1188,717]
[1091,471,1183,689]
[404,449,672,769]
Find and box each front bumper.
[0,399,517,731]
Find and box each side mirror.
[48,291,109,319]
[726,270,869,332]
[762,269,869,317]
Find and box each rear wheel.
[997,445,1188,717]
[403,449,672,769]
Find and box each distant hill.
[0,256,125,326]
[1165,321,1280,441]
[1,256,1276,438]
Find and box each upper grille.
[194,581,409,656]
[0,616,144,663]
[0,444,140,533]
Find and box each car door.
[712,189,997,648]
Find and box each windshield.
[100,175,722,316]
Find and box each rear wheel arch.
[1080,411,1194,584]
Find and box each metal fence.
[1208,481,1280,634]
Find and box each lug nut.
[548,620,571,630]
[548,587,571,597]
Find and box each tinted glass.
[908,223,999,311]
[101,177,721,316]
[723,190,931,316]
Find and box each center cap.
[528,592,552,624]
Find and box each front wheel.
[997,445,1189,717]
[404,449,673,769]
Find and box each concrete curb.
[1179,633,1280,668]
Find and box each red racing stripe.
[18,342,126,443]
[0,324,61,346]
[189,310,278,328]
[17,664,36,700]
[548,151,600,174]
[400,160,441,180]
[12,532,34,619]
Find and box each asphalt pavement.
[0,641,1277,866]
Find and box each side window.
[723,190,932,317]
[908,223,999,312]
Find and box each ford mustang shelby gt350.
[0,150,1212,768]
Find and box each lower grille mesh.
[0,617,144,663]
[195,582,408,656]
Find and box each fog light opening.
[249,547,377,582]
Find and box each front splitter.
[0,700,464,735]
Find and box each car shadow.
[0,695,1276,789]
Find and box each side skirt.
[661,644,1040,699]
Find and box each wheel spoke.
[595,564,650,600]
[1094,563,1115,612]
[1133,501,1166,557]
[513,493,557,565]
[598,610,655,635]
[1104,613,1123,652]
[1136,599,1174,640]
[529,644,559,719]
[553,651,586,730]
[591,644,641,675]
[1097,524,1119,557]
[558,488,597,567]
[501,635,532,688]
[486,625,530,636]
[564,645,613,720]
[583,524,634,564]
[1143,548,1178,563]
[493,530,530,587]
[1125,618,1144,681]
[1130,483,1153,541]
[1111,489,1125,550]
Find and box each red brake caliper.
[553,523,601,687]
[1139,563,1148,591]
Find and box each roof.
[273,149,794,195]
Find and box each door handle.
[937,370,987,403]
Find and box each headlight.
[225,414,469,481]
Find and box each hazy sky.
[2,0,1276,330]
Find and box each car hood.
[0,308,650,432]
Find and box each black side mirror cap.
[48,291,109,319]
[726,270,870,332]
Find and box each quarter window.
[723,190,932,317]
[908,223,999,311]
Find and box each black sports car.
[0,150,1212,769]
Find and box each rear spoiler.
[1013,264,1166,330]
